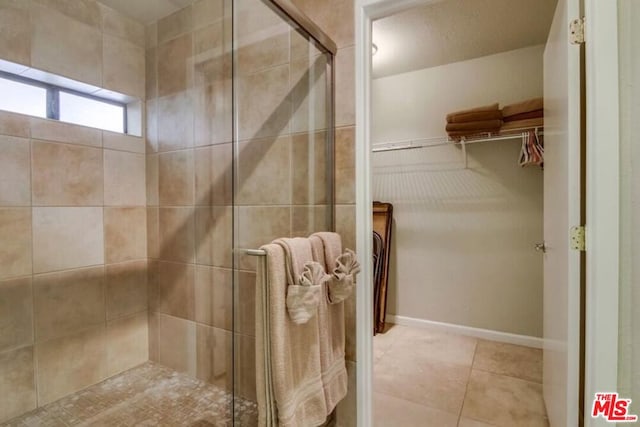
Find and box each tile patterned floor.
[1,362,258,427]
[374,324,549,427]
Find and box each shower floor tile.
[1,362,258,427]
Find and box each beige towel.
[502,98,544,117]
[256,243,328,427]
[446,109,503,124]
[445,119,503,133]
[503,109,543,122]
[274,237,322,324]
[311,232,359,303]
[445,103,499,123]
[331,249,360,303]
[500,117,544,132]
[311,232,343,272]
[309,234,348,415]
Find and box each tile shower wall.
[0,1,146,423]
[146,0,334,407]
[145,0,237,400]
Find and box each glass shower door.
[231,0,334,424]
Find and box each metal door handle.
[535,242,546,253]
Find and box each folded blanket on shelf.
[446,109,503,124]
[445,103,499,123]
[446,119,503,132]
[501,117,544,132]
[502,98,543,117]
[504,109,543,122]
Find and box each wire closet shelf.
[371,126,544,153]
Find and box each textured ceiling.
[97,0,192,24]
[372,0,557,79]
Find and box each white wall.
[372,45,545,337]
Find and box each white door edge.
[584,1,621,425]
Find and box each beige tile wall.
[1,0,355,423]
[0,0,147,422]
[145,0,237,399]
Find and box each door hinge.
[570,17,585,45]
[570,226,586,251]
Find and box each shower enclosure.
[0,0,335,425]
[232,0,335,423]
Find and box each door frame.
[354,1,622,426]
[354,1,463,426]
[354,1,443,425]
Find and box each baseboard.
[385,314,543,349]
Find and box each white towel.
[256,243,328,427]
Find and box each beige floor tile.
[374,351,470,414]
[461,370,549,427]
[373,392,458,427]
[458,418,497,427]
[373,323,408,362]
[385,326,477,367]
[473,340,542,383]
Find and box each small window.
[0,76,47,118]
[59,92,125,134]
[0,71,127,134]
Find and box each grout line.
[457,339,478,424]
[28,135,40,409]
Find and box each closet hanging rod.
[372,127,543,153]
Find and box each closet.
[371,34,549,340]
[369,0,571,424]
